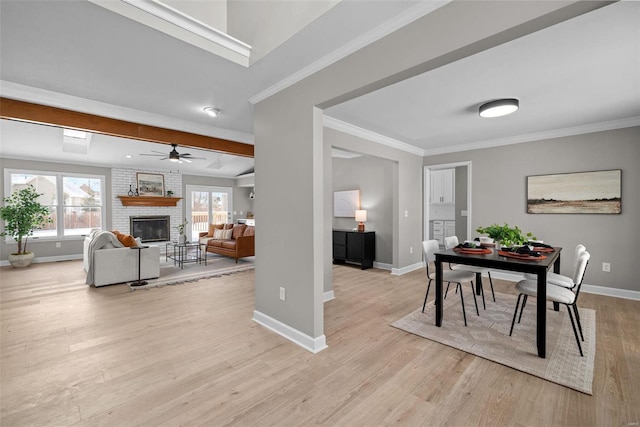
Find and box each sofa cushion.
[199,236,214,245]
[224,223,234,230]
[232,224,247,239]
[208,240,224,248]
[221,241,237,249]
[243,226,255,237]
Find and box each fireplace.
[130,215,170,243]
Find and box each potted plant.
[0,185,52,267]
[476,223,536,248]
[176,218,188,244]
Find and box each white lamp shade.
[355,210,367,222]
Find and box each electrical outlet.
[55,242,61,248]
[409,246,413,254]
[279,287,286,301]
[602,262,611,272]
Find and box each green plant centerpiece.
[0,185,52,267]
[476,223,536,248]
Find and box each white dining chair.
[444,236,496,309]
[422,240,479,326]
[524,244,586,288]
[509,251,590,357]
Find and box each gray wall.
[424,126,639,292]
[253,2,593,343]
[332,155,394,265]
[455,166,468,239]
[0,157,112,261]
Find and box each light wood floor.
[1,261,638,426]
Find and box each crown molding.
[249,1,451,105]
[0,81,254,145]
[89,0,251,66]
[323,116,425,157]
[423,116,640,156]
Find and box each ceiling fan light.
[203,107,221,117]
[169,157,180,163]
[479,98,519,118]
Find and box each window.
[4,169,105,240]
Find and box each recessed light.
[203,107,221,117]
[479,98,519,118]
[125,154,133,159]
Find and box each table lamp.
[355,210,367,232]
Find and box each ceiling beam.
[0,97,254,158]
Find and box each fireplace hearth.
[130,215,170,243]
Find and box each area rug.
[128,254,254,290]
[391,291,595,394]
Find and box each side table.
[130,245,150,287]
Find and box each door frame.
[185,185,234,241]
[423,161,472,244]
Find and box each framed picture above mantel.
[137,172,165,197]
[527,169,621,214]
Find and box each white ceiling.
[1,1,639,177]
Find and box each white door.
[186,185,233,241]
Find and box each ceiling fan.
[141,144,206,163]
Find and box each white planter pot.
[8,252,35,268]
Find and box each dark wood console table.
[332,230,375,270]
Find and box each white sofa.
[83,234,160,287]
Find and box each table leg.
[436,260,443,327]
[537,269,547,358]
[552,253,561,311]
[475,272,482,295]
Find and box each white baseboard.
[581,284,640,301]
[323,290,335,302]
[252,310,328,354]
[391,261,424,276]
[485,271,640,301]
[373,261,393,271]
[0,254,82,267]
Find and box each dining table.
[434,245,562,358]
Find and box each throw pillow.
[222,228,234,239]
[208,223,224,237]
[213,228,225,239]
[114,231,137,247]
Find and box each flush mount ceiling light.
[479,98,519,118]
[203,107,221,117]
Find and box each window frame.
[3,168,106,242]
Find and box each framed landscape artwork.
[334,190,360,217]
[137,172,165,197]
[527,169,621,214]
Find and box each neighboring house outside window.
[4,169,105,240]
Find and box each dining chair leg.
[457,283,468,326]
[479,281,486,310]
[488,272,496,302]
[422,279,432,313]
[444,282,451,299]
[572,304,584,341]
[518,295,528,324]
[469,281,479,316]
[566,305,584,357]
[510,294,523,336]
